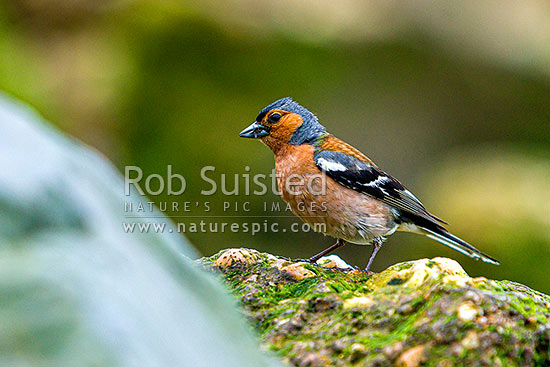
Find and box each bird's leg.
[303,239,346,263]
[365,237,385,272]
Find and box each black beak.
[239,122,270,139]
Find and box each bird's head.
[239,97,327,152]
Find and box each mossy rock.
[199,248,550,367]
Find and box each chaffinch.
[239,97,499,271]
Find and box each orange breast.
[274,144,396,244]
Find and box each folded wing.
[314,149,500,265]
[314,150,446,227]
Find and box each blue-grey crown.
[256,97,327,145]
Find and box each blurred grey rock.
[0,94,280,367]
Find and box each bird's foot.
[362,268,375,276]
[292,257,319,265]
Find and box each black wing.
[314,150,446,226]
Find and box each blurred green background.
[1,1,549,292]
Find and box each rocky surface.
[199,248,550,367]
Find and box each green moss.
[387,277,405,285]
[257,277,320,304]
[200,249,550,367]
[426,260,437,268]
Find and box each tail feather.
[421,227,500,265]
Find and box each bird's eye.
[268,112,281,123]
